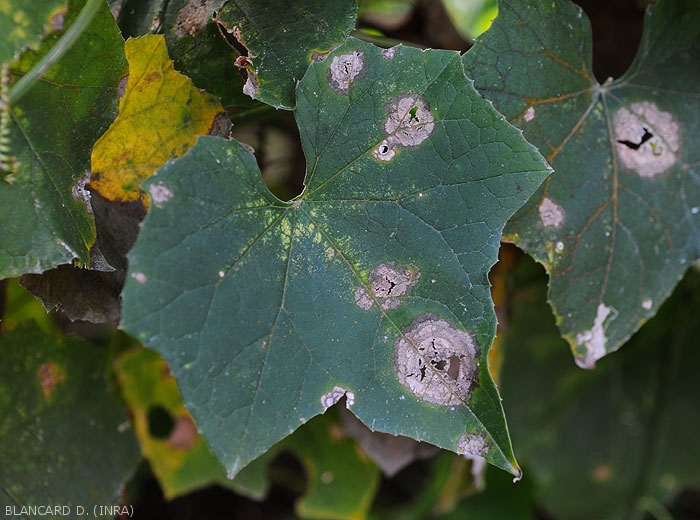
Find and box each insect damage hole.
[613,102,681,179]
[327,51,363,95]
[354,261,421,310]
[393,315,479,406]
[373,94,435,162]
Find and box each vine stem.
[8,0,103,105]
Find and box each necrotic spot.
[613,102,681,179]
[373,94,435,161]
[174,0,214,37]
[327,51,363,94]
[393,314,479,406]
[354,261,421,310]
[457,432,490,458]
[538,197,564,228]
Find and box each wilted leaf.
[121,38,550,478]
[499,258,700,519]
[0,0,126,278]
[0,0,65,62]
[463,0,700,366]
[214,0,358,109]
[0,323,140,517]
[90,34,226,206]
[20,264,122,324]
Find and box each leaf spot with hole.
[354,261,421,310]
[327,51,363,94]
[374,94,434,161]
[613,102,680,179]
[393,315,479,406]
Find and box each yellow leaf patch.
[116,347,232,499]
[90,34,225,205]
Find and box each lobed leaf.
[120,38,550,478]
[463,0,700,367]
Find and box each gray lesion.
[374,94,435,162]
[393,314,479,406]
[327,51,364,94]
[354,261,421,311]
[612,101,681,179]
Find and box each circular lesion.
[354,261,421,311]
[373,94,435,162]
[393,314,479,406]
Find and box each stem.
[227,103,276,128]
[8,0,103,105]
[351,29,425,50]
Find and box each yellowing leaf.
[91,34,225,204]
[116,347,234,499]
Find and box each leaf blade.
[121,38,551,478]
[0,0,126,277]
[463,0,700,366]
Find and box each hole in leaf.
[447,355,461,380]
[617,127,652,150]
[147,405,175,439]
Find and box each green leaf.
[283,411,380,520]
[115,0,256,108]
[0,0,127,278]
[463,0,700,367]
[0,323,140,518]
[441,0,498,41]
[121,38,550,478]
[0,0,65,63]
[499,259,700,519]
[214,0,358,109]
